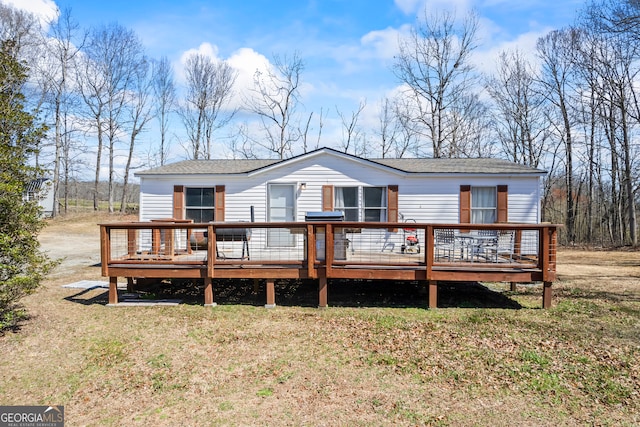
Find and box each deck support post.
[265,279,276,308]
[318,277,328,308]
[542,281,552,309]
[126,277,135,293]
[253,278,260,294]
[428,280,438,309]
[204,277,216,307]
[108,277,118,305]
[510,282,517,292]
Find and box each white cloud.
[175,42,222,87]
[473,28,552,75]
[394,0,423,15]
[226,47,270,92]
[360,25,409,61]
[0,0,58,26]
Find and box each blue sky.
[6,0,585,172]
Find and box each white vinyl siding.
[138,153,542,255]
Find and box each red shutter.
[322,185,333,211]
[215,185,225,222]
[173,185,184,219]
[460,185,471,224]
[497,185,508,223]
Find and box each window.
[334,187,358,221]
[185,187,215,223]
[364,187,387,221]
[334,186,387,222]
[471,186,496,223]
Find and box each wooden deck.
[100,221,559,309]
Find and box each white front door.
[267,183,295,247]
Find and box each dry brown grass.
[0,213,638,426]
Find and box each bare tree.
[0,3,40,60]
[120,56,154,213]
[179,53,237,159]
[36,8,85,217]
[245,52,304,159]
[393,10,479,158]
[151,56,176,165]
[537,29,581,244]
[447,93,493,158]
[299,107,325,153]
[375,97,399,158]
[393,97,422,158]
[336,100,366,156]
[587,15,639,245]
[486,50,550,168]
[78,23,146,213]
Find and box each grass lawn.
[0,213,638,426]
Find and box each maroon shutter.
[460,185,471,224]
[497,185,508,223]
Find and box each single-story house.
[134,147,545,256]
[136,147,545,224]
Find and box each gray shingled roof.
[135,149,545,176]
[373,157,545,174]
[136,159,278,175]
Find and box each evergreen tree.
[0,39,54,332]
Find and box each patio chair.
[434,228,457,261]
[482,230,515,263]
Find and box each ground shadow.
[62,279,522,309]
[64,287,109,305]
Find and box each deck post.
[318,277,328,308]
[510,282,517,292]
[253,278,260,294]
[204,277,216,307]
[542,281,552,309]
[265,279,276,308]
[428,280,438,309]
[425,226,434,280]
[108,276,118,305]
[126,277,135,292]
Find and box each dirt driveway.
[39,212,136,279]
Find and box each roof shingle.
[135,149,545,176]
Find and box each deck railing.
[100,221,559,307]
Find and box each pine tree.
[0,39,54,332]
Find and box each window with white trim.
[185,187,215,222]
[471,186,496,223]
[334,186,387,222]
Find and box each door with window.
[267,183,296,246]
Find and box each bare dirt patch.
[39,211,136,278]
[0,214,638,426]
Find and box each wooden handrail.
[100,221,561,275]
